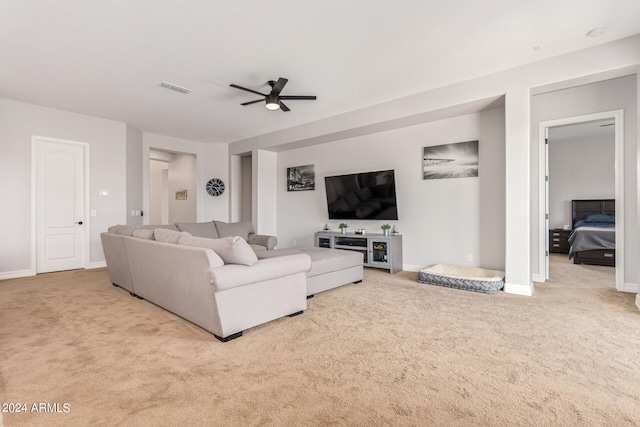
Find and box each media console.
[315,231,403,274]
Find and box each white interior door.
[36,139,87,273]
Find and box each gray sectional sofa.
[101,220,363,342]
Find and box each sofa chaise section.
[258,247,363,296]
[101,232,310,341]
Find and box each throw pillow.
[175,222,220,239]
[132,229,155,240]
[154,228,190,244]
[355,186,373,202]
[214,221,254,242]
[343,192,360,208]
[178,235,258,266]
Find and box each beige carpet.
[1,255,639,426]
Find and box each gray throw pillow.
[214,221,254,242]
[179,235,258,266]
[175,222,219,239]
[154,228,190,244]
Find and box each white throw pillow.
[178,235,258,266]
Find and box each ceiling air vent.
[159,81,192,94]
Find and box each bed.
[568,199,615,266]
[417,264,505,294]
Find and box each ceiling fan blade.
[230,84,267,97]
[271,77,288,96]
[279,101,290,112]
[279,95,317,100]
[241,99,265,106]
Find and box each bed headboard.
[571,199,615,227]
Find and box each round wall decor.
[206,178,225,197]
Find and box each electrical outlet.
[467,253,473,261]
[90,210,97,217]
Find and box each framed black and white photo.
[287,165,315,191]
[423,140,479,180]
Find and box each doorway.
[538,110,624,290]
[33,137,89,273]
[148,150,197,224]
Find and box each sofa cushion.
[175,222,219,239]
[214,220,254,241]
[132,228,155,240]
[154,228,190,244]
[210,254,311,292]
[139,224,179,231]
[250,244,267,253]
[258,247,363,278]
[108,224,138,236]
[329,197,349,213]
[179,235,258,266]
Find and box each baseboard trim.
[0,269,36,280]
[635,294,640,311]
[531,274,542,283]
[622,282,638,293]
[504,282,534,296]
[88,261,107,269]
[402,264,423,272]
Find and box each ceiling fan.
[229,77,316,111]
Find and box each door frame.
[31,136,91,274]
[537,110,624,291]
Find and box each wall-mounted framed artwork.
[175,189,188,200]
[423,140,479,180]
[287,164,315,191]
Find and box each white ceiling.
[1,0,640,144]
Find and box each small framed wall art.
[287,164,315,191]
[175,189,188,200]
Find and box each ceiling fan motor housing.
[265,93,280,110]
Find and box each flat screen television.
[324,169,398,220]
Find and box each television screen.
[325,169,398,220]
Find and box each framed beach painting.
[423,140,479,180]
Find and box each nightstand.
[549,229,570,254]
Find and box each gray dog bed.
[417,264,505,294]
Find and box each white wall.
[531,74,637,285]
[229,35,640,295]
[142,133,229,223]
[0,98,127,277]
[548,132,615,229]
[201,142,229,222]
[275,108,505,271]
[126,125,144,226]
[253,150,277,236]
[0,100,230,278]
[149,159,169,224]
[168,154,197,223]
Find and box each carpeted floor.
[1,255,639,426]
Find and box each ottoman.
[257,247,364,296]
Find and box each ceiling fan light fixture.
[265,94,280,110]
